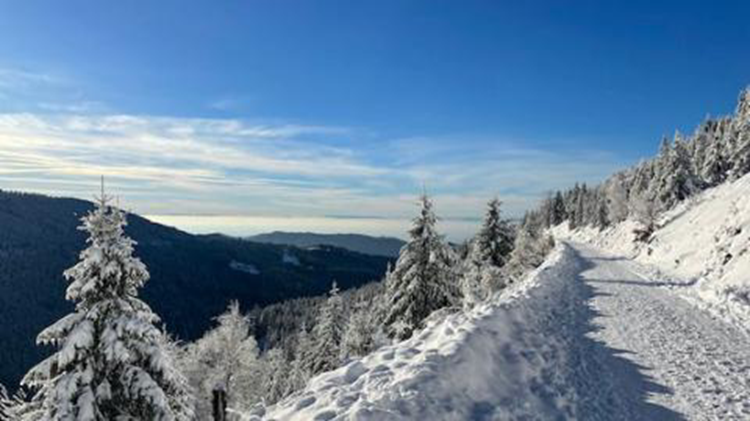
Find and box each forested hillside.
[530,88,750,235]
[247,232,406,257]
[0,191,391,390]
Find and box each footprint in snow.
[294,395,316,410]
[314,410,337,421]
[342,361,368,384]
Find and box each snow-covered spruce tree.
[701,118,732,186]
[21,191,194,421]
[690,119,712,180]
[729,88,750,179]
[183,301,259,418]
[308,282,346,375]
[460,199,514,307]
[505,213,554,282]
[262,349,289,405]
[341,299,378,360]
[472,198,514,268]
[605,173,629,224]
[650,134,699,211]
[383,195,459,340]
[284,357,309,398]
[551,191,566,226]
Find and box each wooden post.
[212,388,227,421]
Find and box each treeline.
[529,87,750,238]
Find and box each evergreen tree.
[262,349,289,405]
[341,300,377,360]
[690,119,712,179]
[382,195,459,340]
[701,126,730,185]
[551,191,566,226]
[284,356,310,398]
[308,282,346,374]
[21,188,194,421]
[184,301,259,419]
[460,199,515,307]
[472,199,514,268]
[606,173,629,224]
[651,135,699,210]
[506,218,554,282]
[729,88,750,178]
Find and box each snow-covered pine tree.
[262,349,289,405]
[690,119,712,180]
[651,134,699,211]
[566,183,580,229]
[505,216,554,282]
[281,323,312,397]
[284,356,309,398]
[382,195,459,340]
[551,191,566,226]
[606,173,629,224]
[21,188,194,421]
[472,198,514,268]
[701,119,731,186]
[729,88,750,179]
[341,300,377,360]
[308,282,346,374]
[184,301,259,419]
[594,189,609,228]
[460,199,515,307]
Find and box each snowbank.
[257,244,592,420]
[555,172,750,332]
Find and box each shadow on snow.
[559,247,685,421]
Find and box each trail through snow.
[263,243,750,420]
[572,242,750,420]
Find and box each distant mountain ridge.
[247,231,406,257]
[0,190,391,390]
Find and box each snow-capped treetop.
[64,192,149,305]
[21,189,194,421]
[383,194,459,340]
[471,198,514,269]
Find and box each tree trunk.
[212,389,227,421]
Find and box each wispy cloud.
[0,65,106,114]
[0,112,629,227]
[208,95,257,112]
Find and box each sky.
[0,1,748,239]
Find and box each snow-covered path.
[571,242,750,420]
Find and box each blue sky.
[0,1,748,236]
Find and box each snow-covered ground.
[262,245,588,420]
[554,172,750,333]
[257,242,750,421]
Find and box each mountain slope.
[0,191,391,390]
[247,232,405,257]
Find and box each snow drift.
[255,244,599,420]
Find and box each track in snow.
[570,242,750,420]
